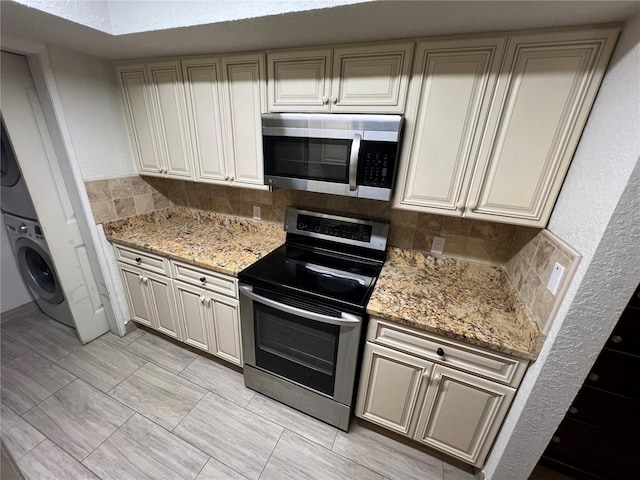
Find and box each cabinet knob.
[330,96,337,104]
[456,201,465,210]
[200,276,206,283]
[468,202,477,211]
[610,335,623,344]
[568,406,578,415]
[436,347,445,357]
[229,175,234,182]
[588,373,600,382]
[135,257,141,263]
[199,295,205,304]
[142,276,148,285]
[322,95,329,105]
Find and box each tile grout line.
[257,428,284,480]
[1,402,47,462]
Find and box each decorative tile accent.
[504,229,581,333]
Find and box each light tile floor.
[1,312,483,480]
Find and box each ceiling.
[2,0,640,60]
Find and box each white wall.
[1,215,34,313]
[484,12,640,480]
[47,45,136,180]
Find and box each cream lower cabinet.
[118,264,182,340]
[395,27,618,227]
[356,318,527,467]
[173,279,242,366]
[115,244,243,366]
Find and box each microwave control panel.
[358,141,398,188]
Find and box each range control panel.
[358,141,398,188]
[296,213,372,242]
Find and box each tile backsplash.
[86,175,536,266]
[505,229,581,333]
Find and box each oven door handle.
[240,285,362,327]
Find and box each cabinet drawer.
[368,318,527,387]
[114,245,170,275]
[171,260,237,298]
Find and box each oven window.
[254,302,339,396]
[263,137,351,183]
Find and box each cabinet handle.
[330,96,337,104]
[200,277,206,284]
[199,295,205,304]
[456,202,464,210]
[229,175,234,182]
[322,95,329,105]
[135,257,141,263]
[610,335,623,344]
[468,202,477,211]
[142,276,148,285]
[568,406,578,415]
[436,347,445,357]
[224,174,229,180]
[206,298,211,307]
[588,373,599,382]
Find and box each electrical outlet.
[431,236,445,255]
[252,205,261,220]
[546,262,565,295]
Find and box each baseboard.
[1,302,40,324]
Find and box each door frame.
[1,34,125,337]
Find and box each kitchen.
[1,1,639,480]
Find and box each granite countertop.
[105,207,542,360]
[367,248,544,360]
[103,207,286,277]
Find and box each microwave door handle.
[239,285,361,327]
[348,133,362,192]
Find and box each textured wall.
[484,12,640,480]
[48,46,136,180]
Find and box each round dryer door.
[1,123,21,188]
[15,238,65,304]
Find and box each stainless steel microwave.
[262,113,403,201]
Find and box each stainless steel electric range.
[238,207,389,431]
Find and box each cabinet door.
[118,264,154,328]
[414,364,515,467]
[182,58,228,184]
[267,49,332,112]
[146,61,194,180]
[145,271,181,340]
[355,343,432,436]
[116,66,163,176]
[173,280,211,351]
[331,42,414,113]
[394,37,506,214]
[209,293,242,366]
[221,54,268,189]
[466,28,618,226]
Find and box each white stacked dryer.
[1,120,74,327]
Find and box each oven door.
[239,284,361,406]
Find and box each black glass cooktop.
[238,244,382,310]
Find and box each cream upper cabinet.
[268,42,414,113]
[394,37,507,214]
[117,62,195,180]
[414,364,515,467]
[181,58,227,184]
[221,53,268,189]
[465,28,618,226]
[116,65,163,176]
[394,27,617,227]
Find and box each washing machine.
[1,119,38,220]
[3,212,74,327]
